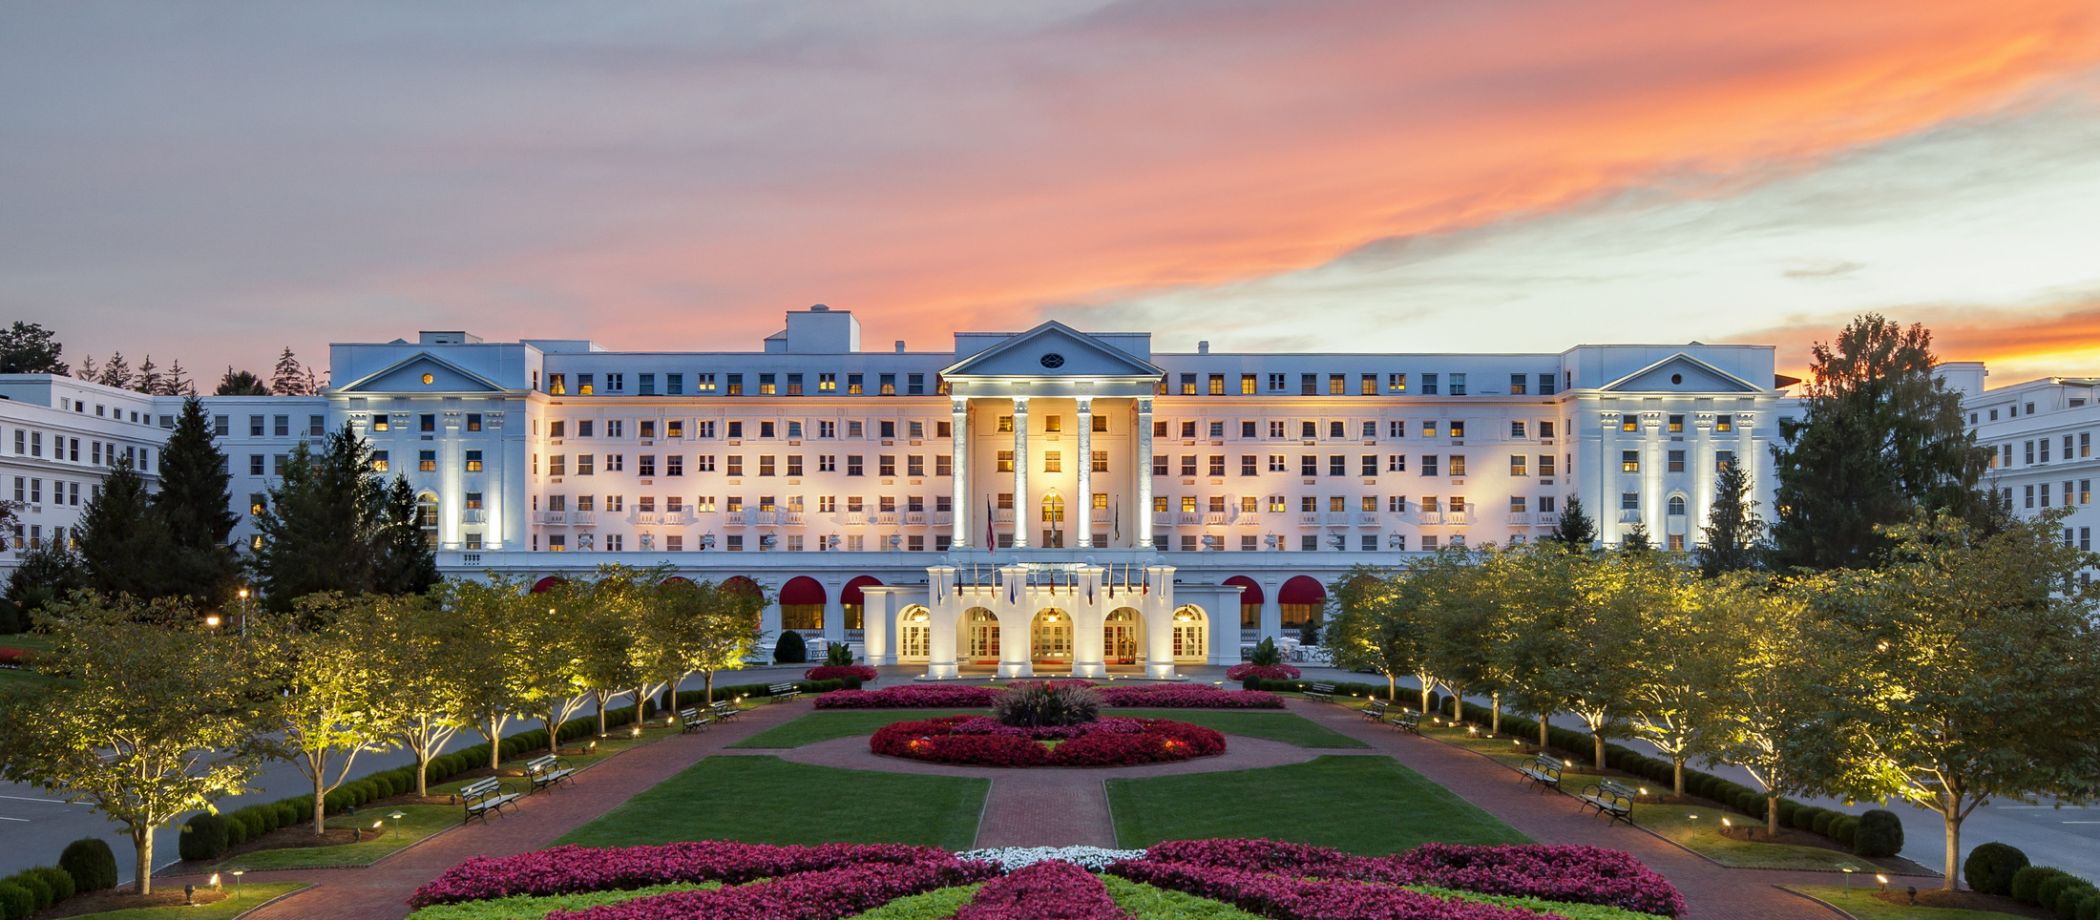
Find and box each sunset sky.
[4,1,2099,387]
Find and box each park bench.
[1519,753,1564,793]
[1577,779,1637,827]
[1385,710,1421,735]
[678,707,713,734]
[458,777,519,824]
[525,754,575,793]
[1305,682,1336,703]
[768,681,802,703]
[712,699,742,722]
[1360,698,1389,721]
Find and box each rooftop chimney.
[895,340,906,353]
[1197,340,1210,354]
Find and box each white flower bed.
[956,845,1147,872]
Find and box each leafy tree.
[436,577,532,770]
[3,539,86,628]
[75,459,178,600]
[1494,546,1586,749]
[1325,566,1430,706]
[1420,546,1515,731]
[1711,574,1848,837]
[1630,571,1751,795]
[1548,497,1596,549]
[153,396,239,607]
[270,347,312,396]
[371,476,439,596]
[255,595,397,835]
[96,352,132,389]
[0,321,68,374]
[133,356,161,395]
[352,593,464,796]
[1697,463,1765,576]
[1559,550,1662,768]
[1619,521,1652,553]
[571,567,663,737]
[0,594,269,894]
[1822,512,2100,889]
[215,367,268,396]
[516,580,593,755]
[1770,315,1988,570]
[250,430,383,608]
[660,578,765,706]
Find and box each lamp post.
[236,586,250,636]
[229,868,246,900]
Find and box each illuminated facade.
[1947,363,2100,567]
[2,306,1801,677]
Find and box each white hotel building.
[3,306,1803,678]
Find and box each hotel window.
[1181,455,1199,476]
[1716,450,1734,472]
[844,455,860,476]
[1183,420,1199,438]
[1509,454,1527,476]
[465,450,483,472]
[726,374,743,395]
[1667,450,1685,473]
[1510,420,1527,438]
[879,455,896,476]
[908,374,926,395]
[1667,415,1683,433]
[1269,454,1287,472]
[1388,373,1408,393]
[759,374,777,395]
[1448,455,1465,476]
[213,415,230,436]
[548,374,566,395]
[1388,495,1408,513]
[1241,374,1257,394]
[1267,373,1286,391]
[879,374,897,396]
[1422,421,1438,438]
[666,455,685,476]
[578,374,594,395]
[1538,373,1556,395]
[878,420,895,439]
[606,373,623,392]
[1180,495,1199,514]
[1621,491,1639,511]
[997,415,1014,433]
[1299,454,1316,475]
[465,413,482,432]
[909,420,924,438]
[1388,420,1406,438]
[1449,420,1465,438]
[907,454,924,476]
[1240,455,1258,476]
[1540,420,1555,439]
[1387,454,1406,473]
[1509,373,1527,395]
[1449,373,1466,396]
[1621,414,1638,432]
[667,373,683,394]
[418,450,436,472]
[638,455,656,476]
[1300,374,1317,395]
[1421,455,1438,476]
[1716,414,1733,433]
[1361,373,1377,395]
[1509,495,1527,514]
[1043,414,1063,434]
[1327,455,1346,476]
[638,373,657,395]
[1329,374,1345,395]
[668,420,686,438]
[1178,373,1196,395]
[273,415,290,436]
[550,421,567,439]
[1089,415,1107,433]
[847,373,863,394]
[371,451,389,473]
[643,420,661,439]
[1210,455,1226,476]
[998,451,1015,473]
[1327,420,1344,439]
[696,454,716,472]
[937,455,952,476]
[845,421,861,437]
[1360,454,1377,476]
[1268,495,1287,512]
[1621,450,1639,472]
[1361,420,1376,438]
[1209,374,1226,396]
[697,373,716,393]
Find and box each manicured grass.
[216,803,455,870]
[406,882,719,919]
[1107,755,1528,853]
[559,756,988,851]
[68,882,308,919]
[1418,885,1670,920]
[1101,876,1265,918]
[1113,709,1367,748]
[729,709,989,748]
[1790,886,2031,920]
[846,883,983,918]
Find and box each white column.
[1136,398,1154,549]
[1011,397,1029,549]
[822,585,846,647]
[1076,398,1093,548]
[951,397,970,548]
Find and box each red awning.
[779,576,825,605]
[841,575,882,606]
[1222,575,1264,605]
[721,576,763,599]
[529,576,565,594]
[1278,575,1326,605]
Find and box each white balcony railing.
[1418,511,1443,525]
[533,510,567,525]
[1204,511,1228,525]
[1178,512,1202,525]
[461,508,486,524]
[570,511,597,526]
[932,511,953,526]
[1355,512,1380,526]
[1535,513,1561,528]
[756,511,780,526]
[1298,512,1321,525]
[721,510,750,526]
[662,509,695,526]
[905,511,928,526]
[1506,512,1531,525]
[1447,511,1470,525]
[1153,512,1176,527]
[994,508,1016,524]
[841,511,868,526]
[785,510,806,526]
[875,511,900,526]
[631,511,660,525]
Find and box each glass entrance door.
[1032,610,1072,665]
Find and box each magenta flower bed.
[871,714,1226,767]
[813,684,1001,708]
[1097,684,1284,709]
[955,860,1130,919]
[1114,839,1686,917]
[407,841,980,907]
[1225,663,1301,682]
[0,647,34,669]
[547,859,996,920]
[803,664,878,683]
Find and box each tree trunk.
[1490,692,1501,735]
[1672,756,1685,797]
[131,826,153,896]
[484,716,503,770]
[1944,811,1961,891]
[1419,682,1432,715]
[415,747,430,797]
[1593,732,1606,771]
[313,773,328,836]
[1450,685,1463,721]
[1385,673,1397,702]
[705,671,716,706]
[635,686,651,726]
[595,690,610,737]
[1538,716,1548,749]
[1767,794,1780,838]
[543,711,561,754]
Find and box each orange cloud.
[1724,297,2100,386]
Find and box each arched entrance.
[1171,605,1209,663]
[1223,575,1262,629]
[897,606,931,662]
[962,608,1000,665]
[1105,607,1144,666]
[1279,576,1326,630]
[1031,608,1072,666]
[779,576,825,631]
[842,575,881,633]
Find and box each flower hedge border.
[871,715,1227,768]
[815,681,1282,710]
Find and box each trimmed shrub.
[276,800,302,828]
[1965,842,2030,895]
[1853,809,1904,858]
[180,813,231,861]
[2037,875,2078,912]
[59,838,118,893]
[30,867,73,904]
[2014,866,2070,904]
[1810,810,1837,837]
[0,882,35,920]
[2056,883,2097,920]
[1830,816,1860,848]
[2079,894,2100,920]
[7,873,50,911]
[774,631,808,664]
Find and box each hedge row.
[2009,863,2100,920]
[657,678,846,712]
[0,838,116,920]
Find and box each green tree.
[1822,512,2100,889]
[255,595,397,835]
[134,356,162,395]
[0,595,268,894]
[1697,462,1765,576]
[75,459,178,600]
[161,359,194,396]
[250,430,383,609]
[153,396,239,607]
[1549,497,1597,549]
[371,476,439,596]
[1559,551,1662,768]
[269,347,312,396]
[1417,547,1509,726]
[1711,574,1848,837]
[437,577,532,770]
[97,352,133,389]
[0,321,68,374]
[1619,521,1653,553]
[214,367,268,396]
[1630,571,1751,796]
[1325,566,1430,706]
[1495,546,1586,750]
[570,566,668,737]
[3,539,87,629]
[516,579,593,755]
[660,578,766,707]
[1770,315,1988,570]
[353,593,464,796]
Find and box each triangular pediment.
[942,322,1162,380]
[334,353,507,394]
[1601,353,1762,394]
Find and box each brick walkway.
[180,698,1933,919]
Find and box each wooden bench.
[1385,710,1421,735]
[1578,779,1637,826]
[525,754,575,793]
[768,682,802,703]
[712,699,742,722]
[1304,682,1336,703]
[1519,753,1564,793]
[458,777,519,824]
[1360,699,1389,721]
[678,707,713,734]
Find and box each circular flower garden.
[866,681,1229,768]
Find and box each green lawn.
[407,882,719,919]
[215,803,455,870]
[0,633,58,691]
[1100,876,1265,918]
[734,709,1365,750]
[67,882,307,919]
[730,710,990,748]
[559,756,988,850]
[846,884,983,919]
[1107,755,1528,853]
[1790,886,2031,920]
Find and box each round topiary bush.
[0,881,35,920]
[774,631,808,664]
[1965,842,2030,895]
[2037,875,2078,913]
[277,800,302,828]
[30,867,73,904]
[1811,810,1837,837]
[59,838,118,893]
[1831,815,1860,848]
[179,813,231,861]
[1853,809,1904,858]
[2014,866,2064,904]
[9,873,50,911]
[2055,883,2096,920]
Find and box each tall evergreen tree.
[134,355,162,395]
[249,429,383,609]
[162,359,194,396]
[1619,521,1652,553]
[1548,496,1597,549]
[153,396,240,606]
[0,321,68,374]
[75,459,177,599]
[1770,315,1988,570]
[96,352,133,389]
[2,539,86,632]
[74,354,96,381]
[1697,463,1765,576]
[216,366,268,396]
[371,475,439,596]
[270,347,310,396]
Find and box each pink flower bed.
[813,684,1001,708]
[0,648,33,669]
[548,860,995,920]
[871,714,1226,767]
[407,841,981,907]
[1097,684,1283,709]
[1114,839,1686,917]
[954,859,1130,920]
[1226,663,1301,682]
[803,664,878,683]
